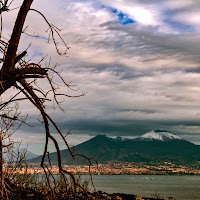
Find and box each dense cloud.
[3,0,200,153]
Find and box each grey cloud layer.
[4,0,200,146]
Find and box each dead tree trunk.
[0,0,90,198]
[0,134,3,198]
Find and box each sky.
[2,0,200,154]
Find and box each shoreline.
[74,172,200,175]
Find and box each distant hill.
[29,130,200,165]
[4,148,39,162]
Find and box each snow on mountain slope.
[139,130,181,141]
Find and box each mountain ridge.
[4,148,39,162]
[29,130,200,164]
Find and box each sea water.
[81,175,200,200]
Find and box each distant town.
[10,162,200,175]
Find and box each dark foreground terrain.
[2,178,170,200]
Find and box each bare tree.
[0,0,96,198]
[0,105,27,197]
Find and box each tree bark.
[0,134,3,199]
[1,0,34,76]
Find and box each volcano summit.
[30,130,200,165]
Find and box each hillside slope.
[30,131,200,164]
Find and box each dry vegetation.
[0,0,100,199]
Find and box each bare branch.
[1,0,34,75]
[29,8,70,55]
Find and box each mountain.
[138,130,181,141]
[4,148,39,162]
[25,150,39,160]
[30,131,200,164]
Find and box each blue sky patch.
[112,8,135,25]
[101,5,135,25]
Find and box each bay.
[82,175,200,200]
